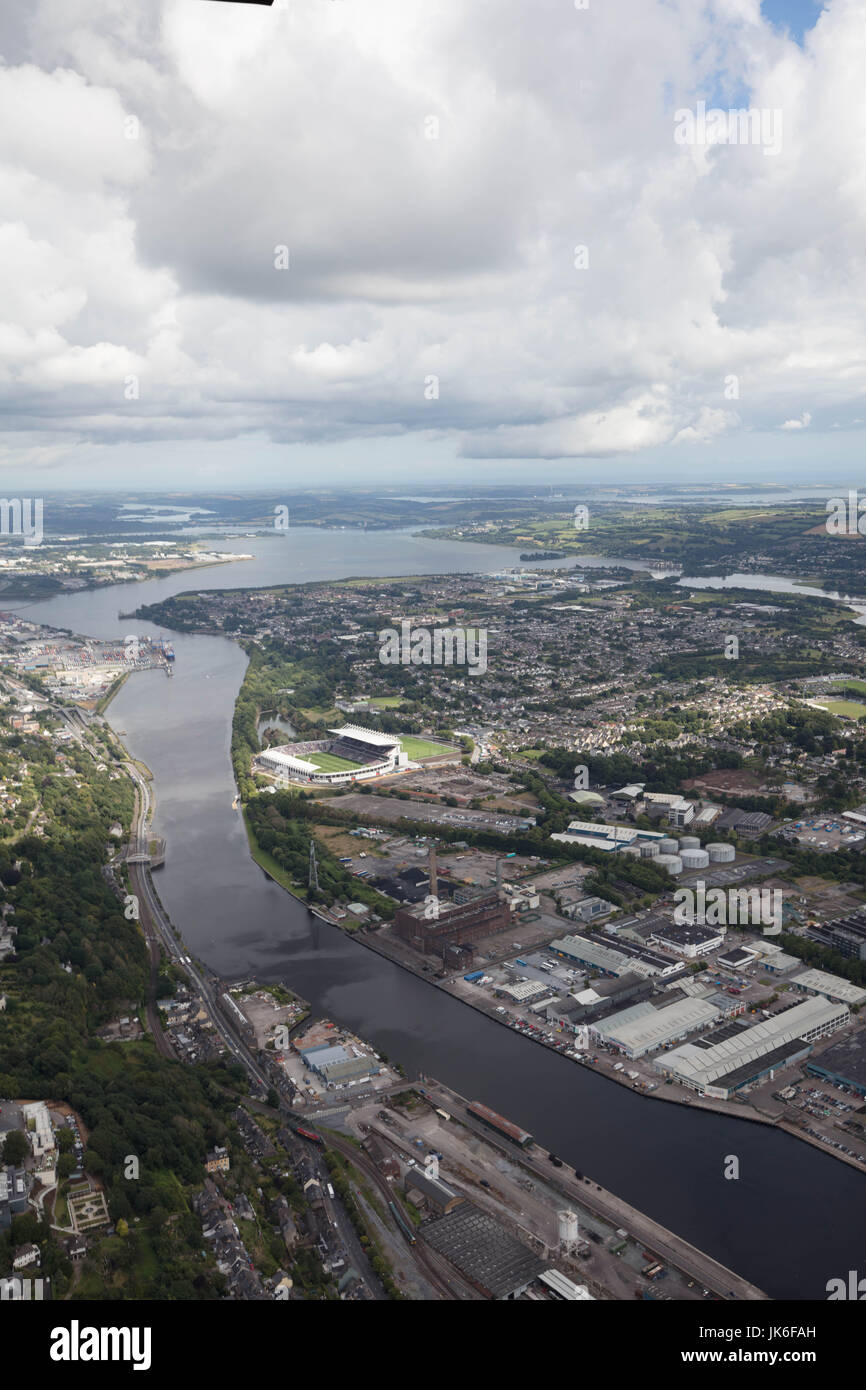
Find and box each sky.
[1,0,863,492]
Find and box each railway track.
[326,1134,466,1300]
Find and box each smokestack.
[496,858,504,892]
[428,842,438,899]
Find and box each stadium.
[256,723,432,786]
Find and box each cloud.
[0,0,863,479]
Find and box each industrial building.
[654,996,850,1098]
[549,932,683,980]
[393,889,508,957]
[422,1203,546,1299]
[790,969,866,1009]
[549,821,666,853]
[647,922,725,959]
[545,972,655,1028]
[807,909,866,961]
[404,1166,463,1214]
[804,1033,866,1097]
[591,996,721,1059]
[299,1042,378,1085]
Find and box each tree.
[57,1151,76,1180]
[2,1129,29,1165]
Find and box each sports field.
[400,736,458,760]
[817,700,866,721]
[307,751,365,772]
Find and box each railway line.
[324,1132,475,1300]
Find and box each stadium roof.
[259,749,319,774]
[328,723,400,747]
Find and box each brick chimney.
[428,843,438,899]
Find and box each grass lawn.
[368,696,406,708]
[817,699,866,720]
[400,735,458,760]
[840,680,866,695]
[308,751,365,772]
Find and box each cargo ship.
[163,642,175,661]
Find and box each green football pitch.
[307,751,365,772]
[400,736,458,760]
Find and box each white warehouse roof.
[791,969,866,1007]
[655,996,849,1089]
[593,997,721,1057]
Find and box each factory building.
[549,821,665,853]
[591,996,721,1059]
[299,1043,378,1085]
[549,933,683,980]
[804,1033,866,1097]
[404,1167,463,1214]
[648,922,725,959]
[393,890,508,957]
[789,969,866,1009]
[422,1203,546,1300]
[654,996,850,1098]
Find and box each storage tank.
[658,837,679,855]
[639,841,660,858]
[655,854,683,876]
[708,842,736,863]
[619,845,642,859]
[679,836,701,850]
[559,1210,579,1247]
[680,847,710,871]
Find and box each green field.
[840,680,866,695]
[308,751,365,772]
[817,700,866,721]
[400,736,458,760]
[369,696,406,708]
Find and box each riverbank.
[307,895,866,1175]
[420,1078,768,1300]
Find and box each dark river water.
[16,529,866,1299]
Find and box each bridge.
[125,835,166,868]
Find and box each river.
[15,529,866,1299]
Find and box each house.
[205,1146,230,1174]
[12,1243,40,1270]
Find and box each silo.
[655,854,683,876]
[708,842,736,863]
[679,836,701,850]
[639,841,660,858]
[680,847,710,871]
[558,1210,579,1247]
[658,837,679,855]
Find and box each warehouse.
[549,933,682,980]
[549,821,665,853]
[591,996,721,1059]
[404,1168,463,1214]
[789,968,866,1008]
[648,922,725,959]
[804,1033,866,1097]
[654,996,850,1098]
[422,1203,546,1299]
